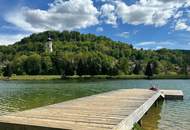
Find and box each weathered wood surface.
[0,89,160,130]
[0,89,183,130]
[160,89,183,100]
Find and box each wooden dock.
[160,90,183,100]
[0,89,183,130]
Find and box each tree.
[3,63,12,78]
[88,54,102,75]
[1,30,190,77]
[64,60,75,76]
[52,52,65,75]
[25,54,41,75]
[12,55,28,75]
[76,59,86,76]
[118,58,129,74]
[41,56,53,74]
[181,55,189,75]
[145,62,153,77]
[133,63,141,75]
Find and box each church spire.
[45,33,53,53]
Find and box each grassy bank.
[153,75,190,79]
[0,75,61,80]
[62,74,190,80]
[0,74,190,81]
[62,75,146,80]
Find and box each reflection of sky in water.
[0,79,189,130]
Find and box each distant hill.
[0,31,189,76]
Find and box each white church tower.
[46,35,53,53]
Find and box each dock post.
[145,112,148,115]
[154,100,158,107]
[138,120,142,127]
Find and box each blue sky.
[0,0,190,50]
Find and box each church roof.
[48,36,52,41]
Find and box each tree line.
[0,31,189,78]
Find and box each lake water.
[0,79,189,130]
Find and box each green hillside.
[0,31,189,77]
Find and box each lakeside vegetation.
[0,75,60,81]
[1,74,190,81]
[0,31,190,79]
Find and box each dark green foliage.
[3,63,12,77]
[76,59,86,76]
[145,62,153,77]
[0,31,190,76]
[152,61,161,74]
[87,55,102,75]
[118,58,129,74]
[12,55,28,75]
[180,55,190,75]
[25,54,41,75]
[41,56,53,75]
[64,60,75,76]
[133,63,142,75]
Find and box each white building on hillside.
[45,36,53,53]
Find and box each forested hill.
[0,31,189,76]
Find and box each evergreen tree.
[3,63,12,78]
[118,58,129,74]
[64,60,75,76]
[145,62,153,77]
[76,59,86,76]
[133,63,141,75]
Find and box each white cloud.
[175,19,190,31]
[135,41,174,49]
[99,0,190,28]
[5,0,99,33]
[0,34,28,45]
[96,27,104,32]
[155,46,163,50]
[114,0,187,27]
[185,1,190,7]
[117,32,130,38]
[100,3,117,25]
[136,41,157,46]
[137,41,173,46]
[2,0,190,43]
[132,30,139,35]
[174,11,183,19]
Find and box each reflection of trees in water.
[141,99,163,130]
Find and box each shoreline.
[0,75,190,81]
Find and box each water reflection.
[141,100,163,130]
[0,80,189,130]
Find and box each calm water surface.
[0,79,189,130]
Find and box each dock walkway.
[0,89,183,130]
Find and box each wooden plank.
[160,90,183,100]
[112,90,161,130]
